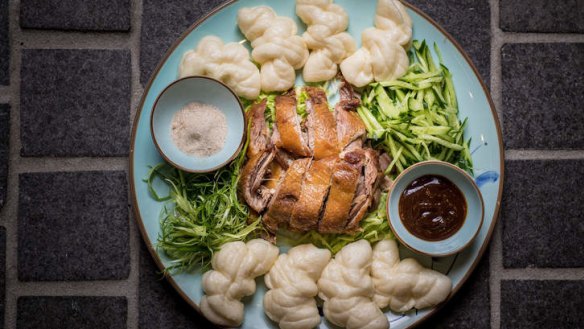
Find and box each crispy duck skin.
[289,157,336,232]
[318,151,364,233]
[263,158,311,233]
[246,99,270,157]
[305,87,339,159]
[274,91,312,157]
[239,149,276,213]
[335,83,366,150]
[345,148,381,232]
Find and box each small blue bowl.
[150,76,245,173]
[387,161,484,257]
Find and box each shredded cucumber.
[358,40,473,176]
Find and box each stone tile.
[500,0,584,33]
[0,0,8,85]
[139,241,215,329]
[20,0,131,31]
[18,171,130,281]
[0,104,8,210]
[418,252,490,329]
[501,280,584,328]
[502,43,584,150]
[140,0,225,85]
[502,160,584,268]
[0,228,5,329]
[20,49,131,157]
[17,296,127,329]
[406,0,491,86]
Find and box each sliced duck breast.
[304,87,339,159]
[289,157,336,232]
[335,82,366,150]
[273,91,311,157]
[318,151,364,233]
[262,158,311,233]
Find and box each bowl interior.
[151,77,245,172]
[388,161,484,256]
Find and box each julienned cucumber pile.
[358,41,473,177]
[147,40,471,272]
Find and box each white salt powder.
[170,102,227,157]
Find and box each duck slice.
[345,148,381,232]
[289,157,336,232]
[273,91,311,157]
[273,145,296,170]
[246,99,270,157]
[318,151,364,234]
[305,87,339,159]
[263,158,311,233]
[239,149,276,213]
[335,82,366,150]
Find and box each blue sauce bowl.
[387,161,484,257]
[150,76,245,173]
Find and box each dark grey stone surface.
[502,43,584,150]
[502,160,584,268]
[18,171,130,281]
[20,49,131,157]
[17,296,127,329]
[0,0,8,85]
[20,0,131,31]
[0,228,5,329]
[418,253,490,329]
[501,280,584,328]
[0,104,8,210]
[140,0,226,85]
[406,0,491,86]
[139,241,215,329]
[500,0,584,33]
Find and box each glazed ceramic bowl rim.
[387,160,485,257]
[149,76,246,173]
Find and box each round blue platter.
[130,1,504,328]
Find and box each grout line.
[489,218,502,329]
[14,157,129,173]
[501,32,584,44]
[489,1,502,328]
[505,149,584,160]
[4,0,23,327]
[19,30,131,49]
[489,3,504,127]
[127,0,144,328]
[14,280,135,297]
[500,268,584,281]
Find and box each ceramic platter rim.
[129,1,504,328]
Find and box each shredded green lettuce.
[146,137,261,273]
[296,89,309,119]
